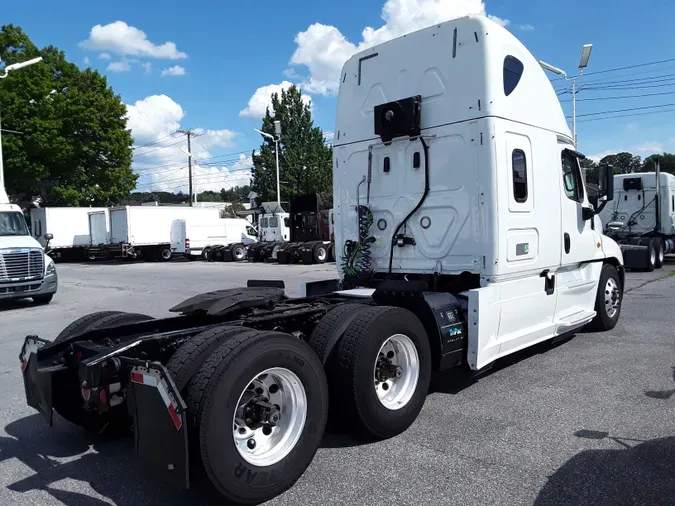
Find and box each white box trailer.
[170,217,258,261]
[600,168,675,270]
[86,210,112,261]
[29,207,109,261]
[107,206,220,261]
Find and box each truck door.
[555,148,600,320]
[170,220,186,253]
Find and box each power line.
[576,108,675,123]
[132,133,176,150]
[549,56,675,82]
[133,139,184,157]
[559,90,675,103]
[566,102,675,119]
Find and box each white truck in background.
[600,164,675,271]
[0,203,57,305]
[87,210,110,260]
[104,206,221,261]
[171,217,258,261]
[30,207,109,262]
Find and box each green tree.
[220,184,250,202]
[641,153,675,174]
[250,85,332,202]
[0,24,136,206]
[598,152,642,174]
[221,202,246,217]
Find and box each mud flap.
[620,244,650,270]
[127,363,189,489]
[20,337,54,426]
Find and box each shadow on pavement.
[645,366,675,400]
[2,411,363,505]
[0,298,48,313]
[535,430,675,506]
[1,415,218,505]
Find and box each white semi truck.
[19,15,624,505]
[599,165,675,271]
[0,203,58,304]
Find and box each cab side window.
[512,149,528,203]
[561,151,584,203]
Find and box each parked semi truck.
[242,209,291,263]
[19,15,625,506]
[30,206,109,261]
[599,163,675,271]
[0,201,57,304]
[275,193,335,264]
[100,206,220,261]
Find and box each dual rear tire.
[167,326,328,505]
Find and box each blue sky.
[4,0,675,193]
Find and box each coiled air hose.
[341,205,374,283]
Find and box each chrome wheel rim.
[234,246,245,259]
[604,277,621,318]
[659,245,664,263]
[373,334,419,411]
[161,249,171,260]
[316,247,327,261]
[650,247,656,266]
[232,367,307,467]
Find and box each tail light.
[185,238,190,248]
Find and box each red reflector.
[20,361,27,372]
[99,389,108,405]
[76,351,83,362]
[130,372,144,384]
[81,388,91,401]
[168,403,182,430]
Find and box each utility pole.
[176,129,201,206]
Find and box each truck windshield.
[0,211,29,236]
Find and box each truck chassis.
[20,278,469,504]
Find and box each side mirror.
[44,233,53,241]
[598,164,614,202]
[582,206,595,221]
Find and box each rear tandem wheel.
[182,330,328,505]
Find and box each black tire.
[202,247,212,261]
[51,311,154,432]
[159,246,172,262]
[645,240,656,272]
[232,243,246,261]
[328,243,336,262]
[330,305,432,440]
[189,331,328,505]
[307,303,372,364]
[313,243,328,264]
[32,294,54,305]
[586,263,623,331]
[654,238,665,269]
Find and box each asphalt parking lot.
[1,259,675,506]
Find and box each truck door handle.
[564,233,570,254]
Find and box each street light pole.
[254,120,283,207]
[539,44,593,150]
[0,56,44,204]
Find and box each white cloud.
[126,95,245,193]
[287,0,508,96]
[240,81,312,118]
[141,62,152,74]
[635,142,663,154]
[80,21,187,60]
[98,52,112,60]
[107,60,131,73]
[83,56,90,65]
[161,65,186,77]
[517,23,535,31]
